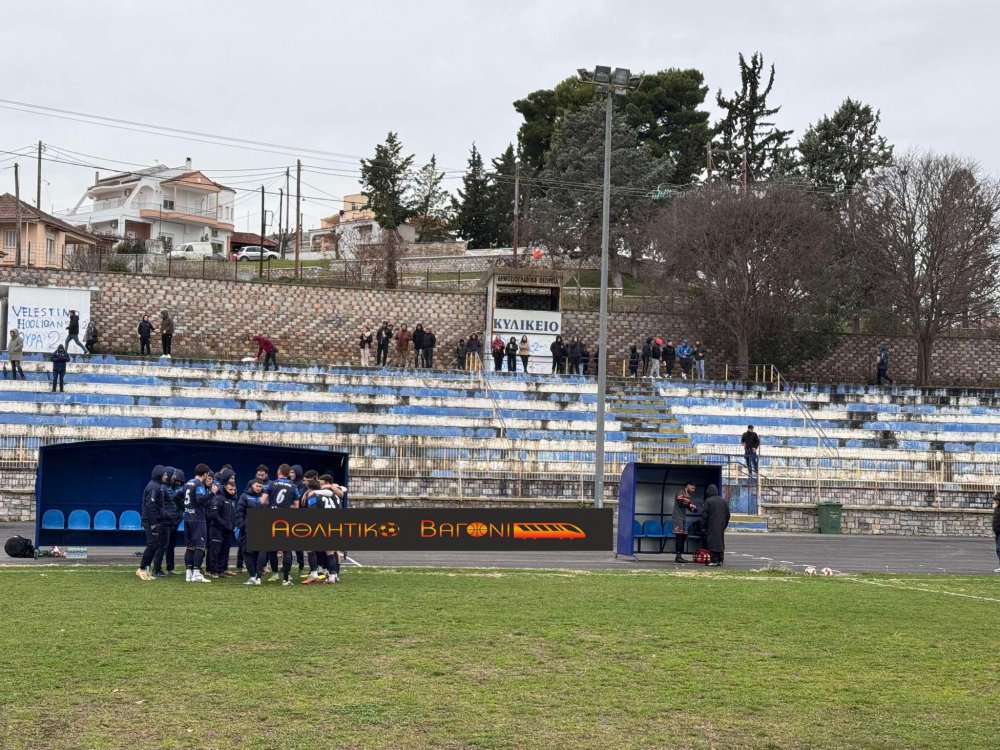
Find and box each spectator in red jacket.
[252,335,278,371]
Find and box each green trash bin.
[817,502,843,534]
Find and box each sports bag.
[4,535,35,558]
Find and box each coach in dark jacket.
[703,484,731,567]
[207,468,237,576]
[137,465,166,579]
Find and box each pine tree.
[798,98,893,194]
[486,145,517,249]
[452,144,493,249]
[359,132,415,288]
[714,52,793,184]
[412,155,451,242]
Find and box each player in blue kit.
[258,464,299,586]
[301,474,345,585]
[182,464,214,583]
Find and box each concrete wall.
[764,504,992,537]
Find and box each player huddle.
[136,462,346,586]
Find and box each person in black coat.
[455,338,466,370]
[505,337,518,373]
[137,465,166,580]
[207,468,238,577]
[423,328,436,369]
[412,324,425,369]
[375,322,392,367]
[550,335,565,374]
[992,492,1000,572]
[50,345,70,392]
[702,484,731,566]
[628,345,640,377]
[137,315,155,356]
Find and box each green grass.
[1,566,999,750]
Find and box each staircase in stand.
[608,379,768,532]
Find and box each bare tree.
[653,183,836,370]
[857,151,1000,385]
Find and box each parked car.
[234,245,280,261]
[167,242,224,260]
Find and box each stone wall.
[0,489,33,523]
[763,504,992,537]
[784,331,1000,386]
[0,268,487,365]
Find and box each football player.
[182,464,214,583]
[259,464,299,586]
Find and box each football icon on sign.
[466,522,488,537]
[379,522,399,537]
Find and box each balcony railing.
[62,197,127,216]
[136,200,228,222]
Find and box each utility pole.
[705,141,713,182]
[14,163,22,266]
[740,150,748,195]
[258,185,265,279]
[511,159,520,266]
[36,141,42,208]
[295,159,302,279]
[277,188,284,260]
[285,167,291,261]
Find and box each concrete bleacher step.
[729,514,768,532]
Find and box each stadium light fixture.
[577,65,642,509]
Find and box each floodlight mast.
[577,66,641,509]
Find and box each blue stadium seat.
[119,510,142,531]
[41,509,65,530]
[67,510,91,530]
[93,510,117,531]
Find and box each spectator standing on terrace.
[628,345,640,377]
[6,328,25,380]
[160,310,174,358]
[580,344,591,375]
[491,334,505,371]
[876,344,894,386]
[641,337,652,376]
[64,310,86,354]
[550,335,565,374]
[359,326,373,367]
[84,321,98,355]
[423,327,436,369]
[394,324,412,367]
[662,339,676,378]
[412,324,426,369]
[252,334,278,371]
[741,425,760,477]
[505,337,518,372]
[518,335,530,372]
[693,340,707,380]
[137,315,155,356]
[993,492,1000,573]
[677,339,693,379]
[376,321,392,367]
[703,484,731,566]
[466,334,482,370]
[50,345,70,392]
[649,338,661,378]
[455,338,466,369]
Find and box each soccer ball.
[821,567,834,576]
[804,566,817,575]
[379,522,399,538]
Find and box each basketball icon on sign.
[466,522,488,537]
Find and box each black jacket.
[412,327,425,350]
[993,503,1000,535]
[236,490,264,531]
[424,332,436,350]
[703,485,731,552]
[376,326,393,349]
[568,340,582,358]
[141,465,166,525]
[68,314,80,335]
[207,490,237,539]
[359,331,373,349]
[137,320,154,339]
[741,430,760,451]
[662,344,676,362]
[50,348,70,373]
[505,341,517,357]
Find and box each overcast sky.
[1,0,997,231]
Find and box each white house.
[56,159,236,253]
[305,192,417,258]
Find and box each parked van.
[167,242,223,260]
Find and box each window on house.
[358,225,372,243]
[163,199,175,210]
[46,237,55,264]
[3,230,15,249]
[211,229,219,237]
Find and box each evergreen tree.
[798,98,893,194]
[452,144,493,249]
[486,145,517,249]
[714,52,793,184]
[411,155,451,242]
[359,132,415,288]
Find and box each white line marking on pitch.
[845,577,1000,603]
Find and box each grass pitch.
[1,566,998,750]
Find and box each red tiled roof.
[0,194,103,243]
[160,171,234,193]
[230,232,277,248]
